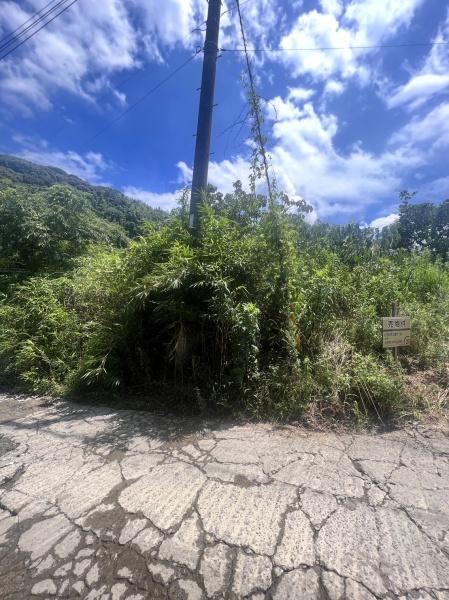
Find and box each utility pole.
[189,0,222,234]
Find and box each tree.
[0,185,128,279]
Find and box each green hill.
[0,155,167,237]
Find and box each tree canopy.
[0,157,448,424]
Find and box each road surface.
[1,392,449,599]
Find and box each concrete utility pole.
[189,0,222,234]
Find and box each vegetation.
[0,157,448,424]
[0,155,166,237]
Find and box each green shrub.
[0,276,83,392]
[1,187,448,423]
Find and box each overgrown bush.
[0,276,82,392]
[1,185,448,423]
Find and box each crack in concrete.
[1,393,449,599]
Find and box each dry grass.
[404,365,449,426]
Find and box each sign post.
[382,302,411,358]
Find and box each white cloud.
[178,156,251,195]
[278,11,358,81]
[129,0,207,59]
[0,0,280,115]
[370,213,399,229]
[198,92,449,221]
[276,0,424,89]
[220,0,280,54]
[123,185,180,210]
[0,0,214,114]
[3,0,448,225]
[387,9,449,109]
[12,136,112,184]
[323,79,345,96]
[320,0,344,17]
[287,87,315,103]
[345,0,424,46]
[177,160,193,184]
[265,95,302,122]
[0,0,137,113]
[389,102,449,150]
[209,156,253,192]
[15,138,183,209]
[267,101,401,218]
[388,74,449,110]
[198,97,406,220]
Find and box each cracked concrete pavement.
[1,393,449,599]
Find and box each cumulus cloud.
[177,156,250,196]
[3,0,449,224]
[123,185,181,210]
[0,0,212,114]
[276,0,424,90]
[287,87,315,103]
[345,0,424,46]
[389,102,449,150]
[370,213,399,229]
[387,9,449,109]
[323,79,345,96]
[266,99,402,218]
[193,90,449,220]
[319,0,344,17]
[17,145,112,185]
[220,0,280,53]
[0,0,282,115]
[0,0,136,113]
[278,10,358,81]
[0,0,432,121]
[180,96,400,219]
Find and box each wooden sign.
[382,316,411,348]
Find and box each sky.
[0,0,448,226]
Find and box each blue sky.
[1,0,448,226]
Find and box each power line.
[48,20,206,143]
[0,0,59,48]
[221,41,449,53]
[221,0,253,18]
[219,103,251,159]
[83,50,202,146]
[0,0,70,52]
[0,0,78,61]
[217,107,250,138]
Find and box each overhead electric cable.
[48,19,207,143]
[221,0,253,18]
[83,49,202,146]
[0,0,78,61]
[0,0,59,47]
[221,41,449,53]
[0,0,71,52]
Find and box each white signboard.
[382,317,411,348]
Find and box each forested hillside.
[0,155,167,288]
[0,157,448,424]
[0,155,166,237]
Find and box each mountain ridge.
[0,154,167,237]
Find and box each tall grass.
[1,193,448,423]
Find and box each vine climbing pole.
[189,0,222,235]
